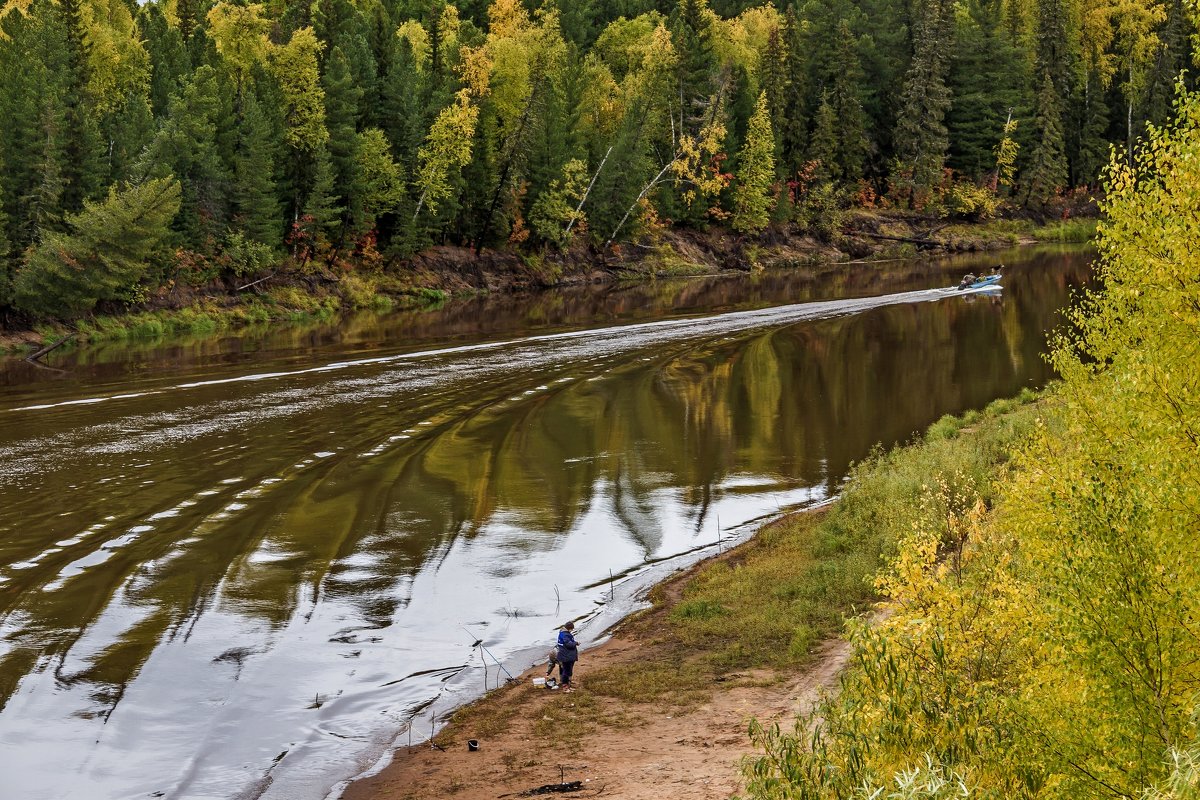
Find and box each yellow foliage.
[395,19,429,70]
[0,0,33,40]
[414,90,479,216]
[82,0,151,115]
[743,86,1200,800]
[207,2,272,85]
[269,27,327,153]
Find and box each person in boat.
[958,273,977,289]
[555,621,579,693]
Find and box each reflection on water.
[0,247,1091,800]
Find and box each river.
[0,246,1091,800]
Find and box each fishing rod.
[462,626,516,682]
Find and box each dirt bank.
[343,513,853,800]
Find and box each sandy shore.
[342,522,851,800]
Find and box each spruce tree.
[323,46,364,237]
[892,0,955,205]
[946,0,1027,180]
[777,9,808,176]
[1023,72,1068,209]
[312,0,378,124]
[825,21,869,183]
[233,95,283,247]
[57,0,103,213]
[672,0,718,137]
[0,152,11,309]
[138,3,191,117]
[809,92,839,185]
[303,148,343,249]
[760,25,790,177]
[140,65,230,250]
[0,2,59,249]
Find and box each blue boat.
[956,271,1002,291]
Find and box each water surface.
[0,247,1092,799]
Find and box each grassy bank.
[441,389,1044,758]
[1,283,451,356]
[577,390,1042,714]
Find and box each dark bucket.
[467,739,480,752]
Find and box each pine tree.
[311,0,377,124]
[946,0,1028,180]
[732,92,775,234]
[1023,71,1068,209]
[12,177,181,317]
[232,95,283,247]
[760,25,790,177]
[672,0,718,137]
[177,0,201,43]
[809,91,839,185]
[303,148,342,246]
[825,21,869,183]
[777,9,808,176]
[57,0,103,213]
[0,3,61,249]
[323,46,364,237]
[892,0,955,206]
[140,65,230,249]
[0,151,11,308]
[137,3,190,117]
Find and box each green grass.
[1032,217,1098,242]
[585,387,1046,705]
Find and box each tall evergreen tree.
[140,65,230,249]
[138,3,191,117]
[809,91,839,184]
[946,0,1027,179]
[672,0,718,137]
[1023,71,1068,209]
[232,94,283,247]
[57,0,103,213]
[12,177,181,318]
[312,0,378,124]
[823,20,870,183]
[892,0,955,205]
[777,10,808,176]
[323,46,364,237]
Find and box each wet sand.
[342,527,853,800]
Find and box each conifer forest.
[0,0,1193,320]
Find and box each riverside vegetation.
[415,383,1044,780]
[0,0,1172,330]
[740,87,1200,799]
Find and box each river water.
[0,247,1091,800]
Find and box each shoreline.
[334,391,1045,800]
[0,217,1093,358]
[340,507,848,800]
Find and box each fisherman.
[958,273,977,290]
[555,621,579,693]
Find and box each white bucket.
[532,677,546,687]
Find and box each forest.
[0,0,1193,320]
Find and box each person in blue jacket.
[555,621,579,692]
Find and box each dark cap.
[563,621,574,630]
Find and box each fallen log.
[25,333,75,364]
[852,231,943,248]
